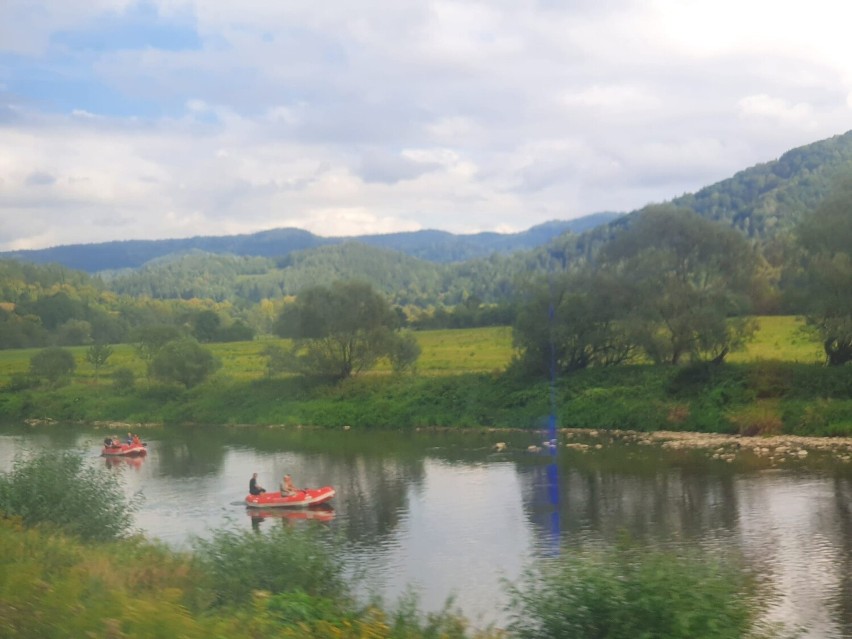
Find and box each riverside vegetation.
[2,316,851,438]
[0,450,789,638]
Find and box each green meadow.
[3,317,851,436]
[0,317,824,387]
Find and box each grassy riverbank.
[2,318,851,436]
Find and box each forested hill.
[672,129,852,238]
[0,214,621,273]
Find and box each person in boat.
[131,433,141,446]
[126,432,133,445]
[280,474,297,496]
[104,436,114,447]
[249,473,266,495]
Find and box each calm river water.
[1,423,850,636]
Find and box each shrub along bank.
[3,361,852,436]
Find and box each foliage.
[191,309,222,342]
[411,299,518,329]
[787,175,852,365]
[112,366,136,393]
[29,346,76,386]
[261,342,291,377]
[0,449,137,541]
[85,342,113,382]
[55,318,93,345]
[505,544,783,639]
[0,518,500,639]
[149,338,221,388]
[274,280,418,379]
[512,270,635,377]
[675,129,852,239]
[600,205,758,365]
[133,323,186,363]
[191,524,346,607]
[389,330,422,373]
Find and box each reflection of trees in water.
[298,452,426,543]
[833,475,852,637]
[154,428,229,477]
[520,462,739,542]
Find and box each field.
[0,318,825,387]
[727,315,824,364]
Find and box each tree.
[512,270,635,378]
[132,324,184,364]
[600,206,757,365]
[273,281,414,379]
[56,318,93,346]
[149,339,221,388]
[29,346,76,386]
[388,331,421,374]
[216,320,256,342]
[85,343,113,383]
[788,177,852,365]
[191,310,221,343]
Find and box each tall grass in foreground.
[505,543,790,639]
[191,524,347,607]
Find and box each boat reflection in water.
[248,504,336,530]
[103,454,145,470]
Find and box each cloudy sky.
[2,0,852,251]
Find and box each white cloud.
[1,1,852,250]
[738,94,815,127]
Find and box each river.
[1,423,850,636]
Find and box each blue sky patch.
[51,2,201,53]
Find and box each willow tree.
[273,281,418,379]
[512,269,635,378]
[599,205,758,365]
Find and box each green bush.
[5,372,38,391]
[150,338,221,389]
[505,544,784,639]
[29,346,76,387]
[0,449,138,541]
[112,366,136,393]
[191,524,346,607]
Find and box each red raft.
[245,486,335,509]
[102,443,147,457]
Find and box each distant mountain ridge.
[0,213,622,273]
[5,129,852,283]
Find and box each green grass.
[0,327,517,386]
[728,315,824,364]
[1,318,820,388]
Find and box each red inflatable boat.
[101,442,147,457]
[245,486,335,508]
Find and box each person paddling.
[249,472,266,495]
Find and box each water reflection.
[248,505,336,532]
[103,455,145,471]
[833,476,852,638]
